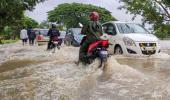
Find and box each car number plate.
[53,42,58,44]
[100,51,108,55]
[145,47,155,51]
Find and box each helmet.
[51,24,56,28]
[89,11,99,21]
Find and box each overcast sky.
[26,0,142,23]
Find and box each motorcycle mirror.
[79,23,83,28]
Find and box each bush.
[1,26,13,40]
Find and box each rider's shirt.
[82,21,102,39]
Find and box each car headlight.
[123,37,136,46]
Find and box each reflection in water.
[0,43,170,100]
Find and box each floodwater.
[0,42,170,100]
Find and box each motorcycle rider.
[47,24,61,50]
[79,11,103,63]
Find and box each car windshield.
[60,31,66,38]
[116,23,148,34]
[72,28,82,35]
[39,29,49,36]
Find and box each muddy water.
[0,43,170,100]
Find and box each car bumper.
[37,40,48,45]
[123,42,161,56]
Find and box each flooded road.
[0,41,170,100]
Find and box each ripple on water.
[0,59,46,81]
[0,59,46,73]
[0,44,170,99]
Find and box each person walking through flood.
[20,27,28,46]
[27,26,36,46]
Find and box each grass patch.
[0,39,18,44]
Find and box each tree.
[119,0,170,38]
[48,3,116,28]
[39,20,50,28]
[22,16,39,28]
[0,0,45,33]
[2,26,13,39]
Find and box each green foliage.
[0,0,45,32]
[0,26,13,40]
[0,16,38,40]
[39,20,50,28]
[48,3,116,28]
[119,0,170,39]
[3,26,12,34]
[56,25,66,31]
[163,0,170,6]
[154,24,170,39]
[22,16,39,28]
[1,39,18,44]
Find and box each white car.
[102,21,161,56]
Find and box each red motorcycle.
[51,36,62,53]
[82,39,109,68]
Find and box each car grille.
[139,43,156,47]
[142,50,156,55]
[139,43,156,55]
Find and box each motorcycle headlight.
[123,37,136,46]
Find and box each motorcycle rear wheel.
[98,58,108,70]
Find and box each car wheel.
[114,45,123,55]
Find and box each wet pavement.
[0,41,170,100]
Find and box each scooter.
[51,37,62,53]
[82,39,109,68]
[78,23,110,68]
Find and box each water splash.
[0,43,170,99]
